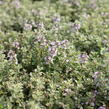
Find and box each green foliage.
[0,0,109,109]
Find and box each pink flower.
[94,72,102,75]
[44,56,53,64]
[98,106,106,109]
[24,23,32,30]
[12,0,21,8]
[36,22,44,29]
[12,42,20,49]
[50,41,56,46]
[70,23,81,32]
[48,46,57,57]
[52,16,61,23]
[92,72,102,79]
[78,53,89,63]
[7,50,18,64]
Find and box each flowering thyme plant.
[0,0,109,109]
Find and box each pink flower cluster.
[12,42,20,49]
[34,36,69,64]
[78,53,89,63]
[92,71,102,79]
[7,50,18,64]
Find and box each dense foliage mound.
[0,0,109,109]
